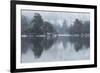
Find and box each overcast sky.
[21,10,90,27]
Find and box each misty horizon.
[21,10,90,63]
[21,10,90,27]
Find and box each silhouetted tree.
[31,37,56,58]
[32,13,44,34]
[68,19,90,35]
[82,21,90,34]
[23,13,56,35]
[41,21,56,34]
[62,20,68,34]
[21,15,28,34]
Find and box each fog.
[22,10,90,27]
[21,10,90,63]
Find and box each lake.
[21,36,90,63]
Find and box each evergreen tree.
[32,13,44,34]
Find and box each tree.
[73,19,83,34]
[62,20,68,34]
[22,13,44,35]
[32,13,44,34]
[21,15,28,34]
[82,21,90,34]
[42,21,56,34]
[23,13,56,35]
[68,19,83,34]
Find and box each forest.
[21,13,90,37]
[21,12,90,60]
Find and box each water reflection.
[21,37,57,58]
[21,36,90,62]
[68,37,90,51]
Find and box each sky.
[21,10,90,27]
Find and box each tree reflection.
[21,37,34,54]
[21,36,90,59]
[68,37,90,51]
[21,37,57,58]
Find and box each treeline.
[21,13,56,35]
[21,13,90,35]
[68,19,90,35]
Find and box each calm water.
[21,36,90,63]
